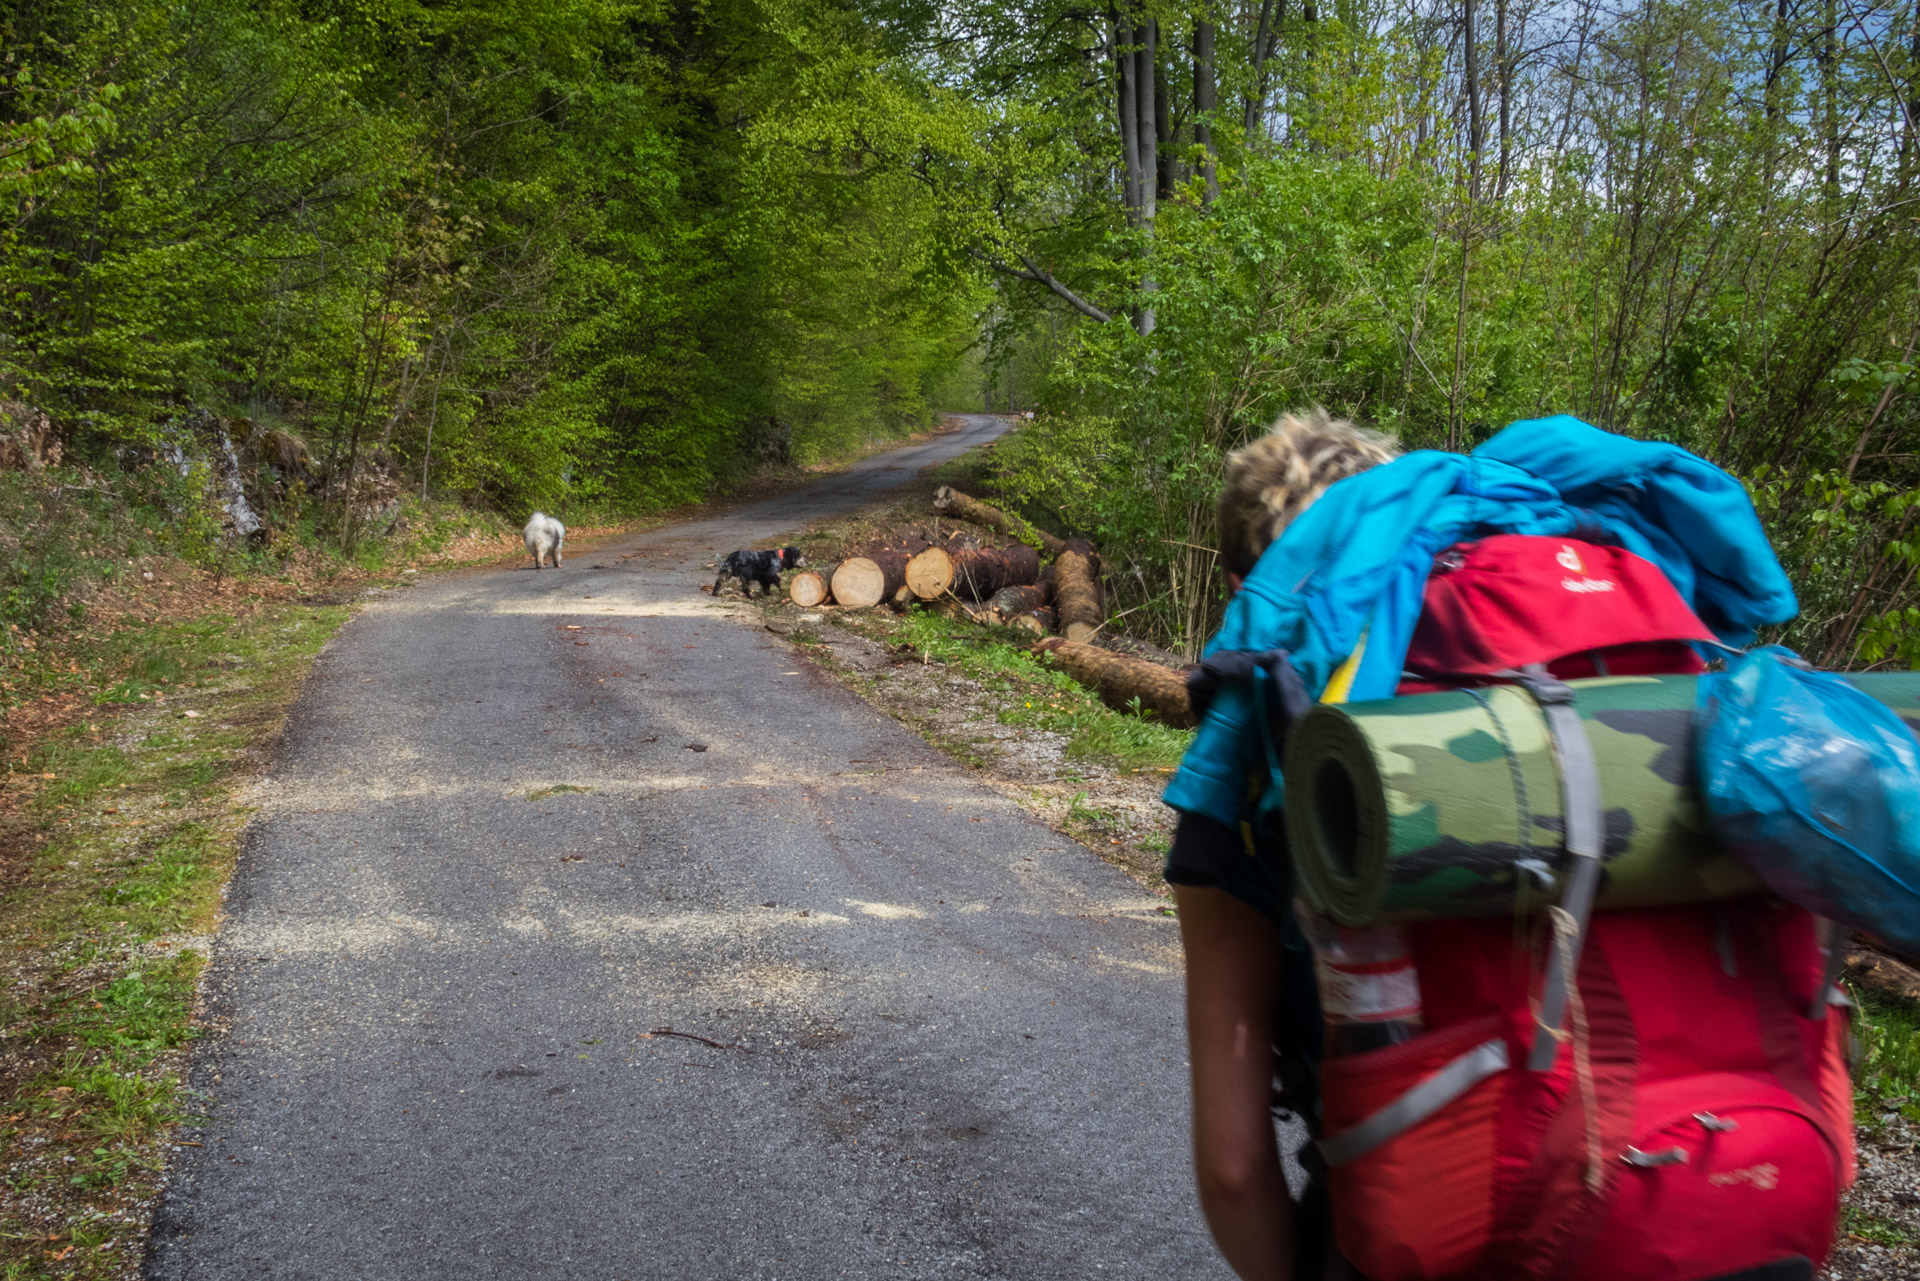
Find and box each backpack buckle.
[1622,1146,1690,1168]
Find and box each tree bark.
[1847,943,1920,1000]
[1820,0,1841,206]
[1154,23,1176,200]
[932,485,1067,556]
[1139,18,1159,214]
[1245,0,1282,146]
[1494,0,1511,199]
[952,544,1042,601]
[1195,14,1220,204]
[1054,539,1104,641]
[1137,13,1159,336]
[830,552,909,608]
[1766,0,1793,122]
[927,596,994,623]
[1463,0,1483,204]
[987,583,1051,620]
[1116,11,1142,220]
[1910,0,1920,162]
[973,246,1116,324]
[1034,638,1196,727]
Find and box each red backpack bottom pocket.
[1572,1074,1843,1280]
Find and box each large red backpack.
[1305,536,1854,1281]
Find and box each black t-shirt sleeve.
[1163,811,1246,888]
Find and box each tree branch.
[972,248,1115,323]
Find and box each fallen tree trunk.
[1034,638,1195,728]
[952,544,1041,602]
[1054,538,1102,642]
[788,563,837,608]
[933,486,1066,558]
[831,552,909,608]
[987,583,1051,619]
[927,596,993,623]
[1005,607,1055,637]
[905,546,955,600]
[1848,944,1920,1005]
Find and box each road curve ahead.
[147,416,1227,1280]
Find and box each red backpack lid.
[1404,534,1715,678]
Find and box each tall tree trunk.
[1766,0,1793,122]
[1910,0,1920,164]
[1463,0,1484,203]
[1155,31,1177,199]
[1821,0,1841,206]
[1138,18,1159,212]
[1494,0,1511,198]
[1138,14,1159,336]
[1195,13,1220,204]
[1244,0,1281,146]
[420,344,450,500]
[1115,14,1142,221]
[1448,229,1472,452]
[1450,0,1484,452]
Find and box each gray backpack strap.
[1318,1037,1511,1166]
[1509,664,1606,1072]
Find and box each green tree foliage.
[0,0,985,531]
[8,0,1918,670]
[850,0,1920,662]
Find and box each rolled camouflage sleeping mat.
[1285,672,1920,925]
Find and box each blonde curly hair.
[1216,408,1400,578]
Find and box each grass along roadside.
[742,445,1191,887]
[0,419,990,1278]
[777,603,1189,888]
[0,596,356,1278]
[882,608,1190,775]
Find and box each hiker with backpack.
[1167,411,1862,1281]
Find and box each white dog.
[524,512,565,570]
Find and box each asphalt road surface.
[147,416,1228,1280]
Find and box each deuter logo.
[1708,1163,1781,1191]
[1555,545,1617,593]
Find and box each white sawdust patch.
[846,899,925,920]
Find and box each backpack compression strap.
[1319,1037,1512,1167]
[1510,664,1607,1072]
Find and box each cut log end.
[830,551,909,609]
[906,546,955,600]
[788,568,832,608]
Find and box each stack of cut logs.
[783,487,1195,727]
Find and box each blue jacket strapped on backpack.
[1163,415,1800,831]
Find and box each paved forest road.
[147,416,1227,1280]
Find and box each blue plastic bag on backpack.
[1696,645,1920,954]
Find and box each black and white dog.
[713,546,805,598]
